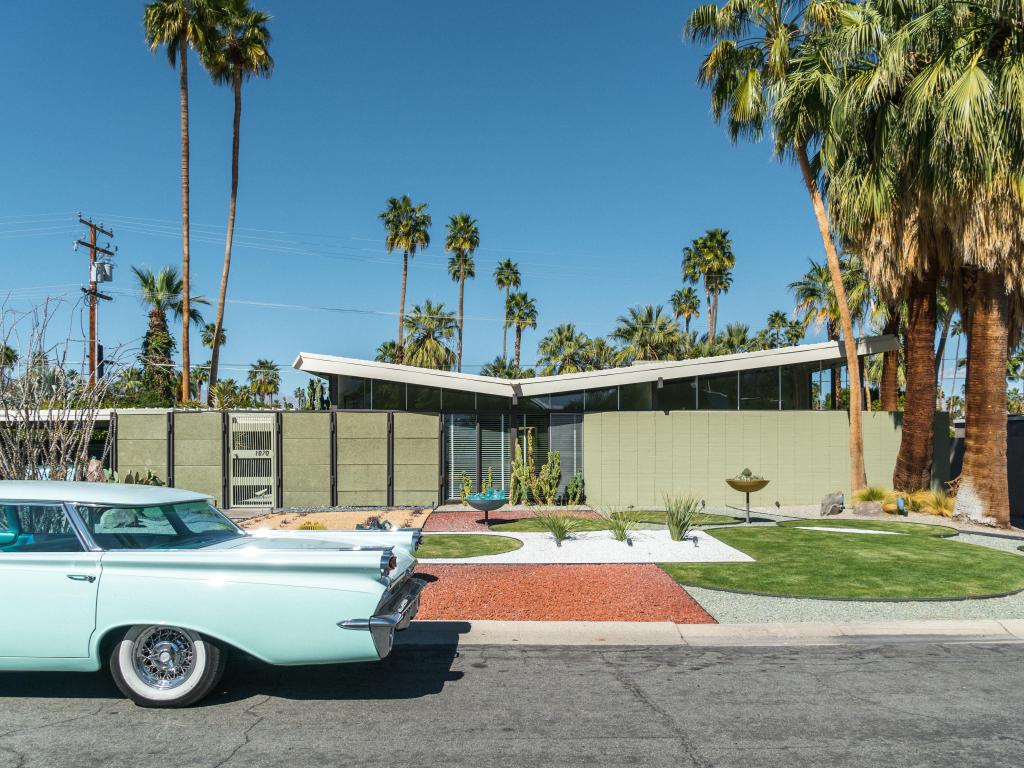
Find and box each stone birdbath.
[726,472,770,524]
[465,489,508,524]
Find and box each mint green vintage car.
[0,481,424,708]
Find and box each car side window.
[0,504,83,553]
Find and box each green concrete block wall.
[337,412,388,506]
[282,412,331,507]
[582,411,944,509]
[173,412,223,504]
[115,413,169,485]
[393,413,439,506]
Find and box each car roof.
[0,480,211,506]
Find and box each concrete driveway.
[0,640,1021,767]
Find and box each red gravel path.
[423,508,602,532]
[415,564,715,623]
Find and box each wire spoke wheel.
[131,626,197,690]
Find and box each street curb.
[397,619,1024,648]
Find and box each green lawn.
[489,511,738,533]
[661,525,1024,599]
[776,519,958,537]
[417,533,522,559]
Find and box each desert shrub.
[532,511,582,546]
[606,509,640,543]
[298,521,326,531]
[665,494,700,542]
[910,489,955,518]
[854,486,888,503]
[460,473,473,506]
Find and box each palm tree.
[670,287,701,333]
[132,265,208,404]
[505,292,538,368]
[611,305,682,364]
[190,363,209,401]
[445,213,479,372]
[144,0,216,403]
[537,323,592,375]
[203,0,272,403]
[247,358,279,404]
[379,195,431,365]
[494,259,521,360]
[586,337,618,370]
[0,345,17,373]
[719,322,752,354]
[402,300,457,371]
[765,310,790,348]
[374,340,397,363]
[209,378,239,409]
[200,323,226,350]
[682,229,735,338]
[686,0,868,493]
[480,355,534,379]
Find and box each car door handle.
[67,574,96,583]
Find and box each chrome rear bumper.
[338,577,427,658]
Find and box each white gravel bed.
[420,529,754,565]
[689,532,1024,624]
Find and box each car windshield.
[75,501,245,550]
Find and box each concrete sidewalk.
[399,618,1024,647]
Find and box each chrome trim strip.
[61,502,101,553]
[338,577,427,657]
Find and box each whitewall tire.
[109,625,227,708]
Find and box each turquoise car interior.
[0,505,82,553]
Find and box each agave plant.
[531,511,582,547]
[665,494,700,543]
[605,509,640,544]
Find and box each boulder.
[854,500,885,517]
[820,492,845,517]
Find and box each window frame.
[0,501,95,554]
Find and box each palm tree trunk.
[706,290,713,338]
[880,307,900,411]
[396,250,408,364]
[208,68,242,404]
[893,272,937,492]
[514,326,522,367]
[685,316,690,334]
[795,143,866,493]
[502,287,510,361]
[953,269,1010,526]
[949,332,962,406]
[179,36,191,404]
[457,274,465,373]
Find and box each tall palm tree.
[247,358,279,404]
[204,0,272,403]
[493,259,521,360]
[670,286,701,333]
[200,323,226,350]
[686,0,868,493]
[0,345,17,373]
[611,305,683,364]
[505,292,538,367]
[765,310,790,348]
[682,229,735,338]
[402,300,457,371]
[445,213,479,372]
[537,323,592,375]
[379,195,431,365]
[144,0,216,403]
[190,363,209,401]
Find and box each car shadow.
[0,622,471,705]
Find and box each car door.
[0,503,101,659]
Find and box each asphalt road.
[1,641,1021,768]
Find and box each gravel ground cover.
[422,508,601,532]
[415,563,715,622]
[689,532,1024,623]
[418,529,753,564]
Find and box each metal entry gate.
[228,413,275,509]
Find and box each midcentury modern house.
[111,335,948,513]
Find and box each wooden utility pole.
[76,215,114,387]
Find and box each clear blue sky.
[0,0,830,395]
